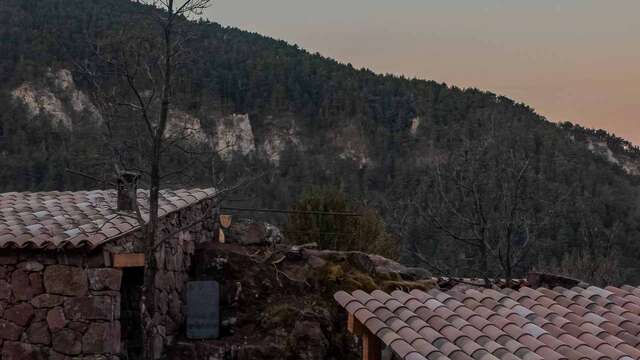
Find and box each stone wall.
[0,198,216,359]
[105,197,217,358]
[0,249,122,359]
[150,199,216,358]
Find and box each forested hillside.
[1,0,639,283]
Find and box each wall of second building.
[151,198,216,357]
[106,197,217,358]
[0,249,122,359]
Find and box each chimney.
[117,171,140,211]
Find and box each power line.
[220,206,362,217]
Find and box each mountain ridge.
[1,0,640,282]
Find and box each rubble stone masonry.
[0,198,215,359]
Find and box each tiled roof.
[335,283,640,360]
[0,188,215,250]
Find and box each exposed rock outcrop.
[258,115,303,164]
[166,110,210,144]
[213,114,255,159]
[333,125,371,168]
[11,69,102,129]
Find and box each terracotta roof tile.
[0,188,215,250]
[336,282,640,360]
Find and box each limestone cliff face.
[257,115,302,164]
[11,69,102,129]
[8,69,428,173]
[333,125,371,168]
[585,138,640,176]
[213,114,256,160]
[166,110,210,144]
[409,116,421,136]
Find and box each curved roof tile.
[336,282,640,360]
[0,188,216,250]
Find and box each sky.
[204,0,640,144]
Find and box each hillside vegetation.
[1,0,639,282]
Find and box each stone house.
[0,186,217,359]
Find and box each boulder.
[368,254,407,275]
[346,252,376,274]
[264,222,284,244]
[227,220,283,245]
[228,220,266,245]
[43,265,88,296]
[402,267,433,280]
[290,321,328,360]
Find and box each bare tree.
[404,135,564,287]
[71,1,214,358]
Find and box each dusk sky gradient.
[205,1,639,144]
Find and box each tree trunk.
[142,2,173,358]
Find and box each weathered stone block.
[2,341,47,360]
[153,331,164,359]
[52,329,82,355]
[56,253,84,267]
[33,308,47,322]
[85,250,109,268]
[154,270,170,289]
[157,290,168,315]
[27,321,50,345]
[4,302,34,326]
[64,296,114,321]
[87,268,122,291]
[168,290,182,321]
[31,293,66,308]
[48,349,72,360]
[165,253,181,271]
[11,269,43,300]
[82,322,121,354]
[68,321,88,333]
[155,246,166,269]
[0,266,9,279]
[18,261,44,272]
[0,280,10,300]
[29,272,44,293]
[46,307,66,330]
[0,320,23,340]
[43,265,88,296]
[0,253,17,265]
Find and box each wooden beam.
[112,253,145,268]
[362,328,381,360]
[347,313,364,336]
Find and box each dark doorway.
[121,267,144,360]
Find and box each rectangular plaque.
[186,281,220,339]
